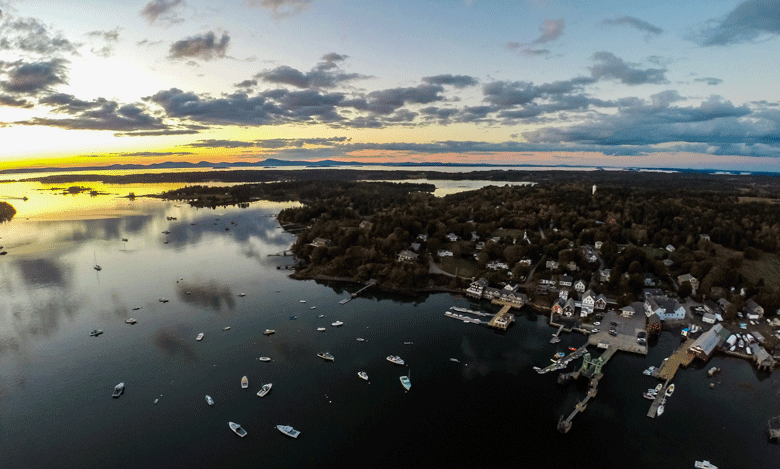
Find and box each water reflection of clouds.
[176,281,235,312]
[13,259,70,288]
[152,325,198,362]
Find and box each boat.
[694,461,718,469]
[125,318,137,325]
[89,329,103,337]
[112,382,124,398]
[665,384,675,397]
[290,316,297,320]
[707,367,720,377]
[206,395,214,406]
[404,342,413,345]
[196,333,204,341]
[568,347,577,351]
[356,338,365,342]
[655,384,663,393]
[94,265,102,271]
[738,339,745,348]
[154,399,159,404]
[400,375,411,391]
[317,327,326,331]
[121,238,128,242]
[158,298,169,303]
[358,371,368,381]
[132,307,141,311]
[223,326,231,331]
[276,425,300,438]
[331,321,343,327]
[238,293,246,297]
[229,422,247,438]
[257,383,272,397]
[450,358,460,363]
[317,352,334,361]
[317,314,324,318]
[554,352,565,359]
[386,355,405,365]
[643,390,657,400]
[241,376,248,388]
[258,357,271,362]
[657,404,664,416]
[299,300,306,303]
[264,329,275,335]
[310,306,316,310]
[745,346,752,355]
[642,366,656,376]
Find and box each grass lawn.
[642,247,667,259]
[713,245,780,286]
[437,257,477,278]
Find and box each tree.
[678,281,693,299]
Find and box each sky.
[0,0,779,171]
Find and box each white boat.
[229,422,247,438]
[358,371,368,381]
[276,425,300,438]
[404,342,413,345]
[158,298,169,303]
[738,339,745,348]
[94,265,102,271]
[241,376,248,389]
[642,366,655,375]
[258,357,271,362]
[356,338,365,342]
[238,293,246,297]
[89,329,103,337]
[299,300,306,303]
[745,347,752,355]
[656,404,664,416]
[196,332,204,341]
[205,395,214,406]
[665,384,675,397]
[318,314,324,318]
[223,326,231,331]
[386,355,405,365]
[264,329,275,335]
[317,327,326,331]
[112,382,124,398]
[257,383,272,397]
[310,306,316,310]
[317,352,334,361]
[708,367,720,377]
[331,321,344,327]
[643,391,657,400]
[694,461,717,469]
[450,358,460,363]
[655,383,663,393]
[400,375,411,391]
[125,318,137,324]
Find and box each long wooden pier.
[488,304,514,330]
[557,346,616,433]
[647,379,672,418]
[656,338,696,380]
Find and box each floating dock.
[647,379,672,418]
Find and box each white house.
[559,275,573,287]
[594,294,607,310]
[487,260,509,270]
[581,289,596,313]
[397,250,419,262]
[574,279,587,292]
[446,233,459,242]
[437,250,454,257]
[466,278,488,299]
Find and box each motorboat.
[310,306,316,310]
[264,329,275,335]
[745,347,752,355]
[356,338,366,342]
[158,298,169,303]
[241,376,248,389]
[450,358,460,363]
[694,461,718,469]
[317,352,334,361]
[665,384,675,397]
[94,265,102,271]
[400,375,411,391]
[642,366,656,376]
[331,321,343,327]
[276,425,300,438]
[317,327,326,331]
[223,326,231,331]
[299,300,306,303]
[258,357,271,362]
[655,384,663,393]
[643,390,657,400]
[205,395,214,406]
[112,382,125,398]
[125,318,137,324]
[386,355,405,365]
[196,333,204,341]
[229,422,247,438]
[358,371,368,381]
[707,367,720,377]
[257,383,272,397]
[317,315,324,318]
[238,293,246,297]
[657,404,664,416]
[290,316,297,320]
[89,329,103,337]
[404,342,413,345]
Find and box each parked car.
[593,321,601,326]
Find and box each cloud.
[245,0,313,18]
[114,129,202,137]
[234,79,257,88]
[589,51,668,85]
[697,0,780,46]
[0,15,79,55]
[422,74,478,88]
[505,42,521,50]
[186,139,256,148]
[112,151,194,157]
[25,93,167,131]
[255,136,348,148]
[86,28,120,57]
[694,77,724,86]
[256,54,370,89]
[168,32,229,61]
[141,0,186,24]
[602,16,663,36]
[521,48,550,56]
[532,18,564,44]
[0,94,33,108]
[1,59,68,94]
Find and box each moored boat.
[654,383,663,393]
[317,327,326,331]
[643,390,657,400]
[665,384,675,397]
[125,318,137,324]
[643,366,656,375]
[264,329,275,335]
[257,383,272,397]
[223,326,231,331]
[358,371,368,380]
[89,329,103,337]
[657,404,664,416]
[331,321,343,327]
[694,461,718,469]
[356,337,365,342]
[229,422,247,437]
[241,376,248,388]
[205,395,214,406]
[258,357,271,362]
[400,375,411,390]
[317,352,334,361]
[276,425,300,438]
[196,332,204,341]
[112,382,124,398]
[386,355,405,365]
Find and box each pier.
[550,324,564,344]
[338,279,376,304]
[487,304,514,330]
[556,346,616,433]
[646,379,672,418]
[534,344,588,374]
[656,338,696,381]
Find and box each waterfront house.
[563,298,576,317]
[688,324,728,361]
[466,278,489,299]
[540,274,556,286]
[750,344,776,370]
[644,297,662,317]
[744,298,764,318]
[594,294,607,310]
[702,299,719,315]
[446,233,459,242]
[551,298,564,315]
[582,289,595,308]
[574,279,587,292]
[657,299,686,321]
[498,290,527,308]
[677,274,699,294]
[397,250,419,262]
[559,275,573,287]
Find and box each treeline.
[0,201,15,222]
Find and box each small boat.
[694,461,718,469]
[162,231,170,234]
[386,355,405,365]
[289,316,297,320]
[400,375,411,391]
[258,357,271,362]
[707,367,720,377]
[125,318,137,325]
[745,347,752,355]
[317,327,326,331]
[154,399,159,404]
[317,352,334,361]
[132,307,141,311]
[643,391,657,400]
[241,376,248,389]
[310,306,316,310]
[404,342,413,345]
[89,329,103,337]
[264,329,275,335]
[121,238,128,242]
[112,382,124,398]
[206,395,214,406]
[238,293,246,297]
[229,422,247,437]
[196,332,204,341]
[554,352,565,359]
[299,300,306,303]
[665,384,675,397]
[356,338,365,342]
[568,347,577,351]
[94,265,102,271]
[655,384,663,393]
[657,404,664,416]
[223,326,231,331]
[158,298,169,303]
[331,321,343,327]
[450,358,460,363]
[642,366,656,376]
[358,371,368,381]
[257,383,272,397]
[317,315,324,318]
[276,425,300,438]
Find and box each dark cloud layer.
[422,74,478,88]
[694,77,724,86]
[168,32,229,61]
[28,93,166,131]
[0,16,79,55]
[256,53,370,89]
[589,51,668,85]
[602,16,663,35]
[698,0,780,46]
[1,60,68,94]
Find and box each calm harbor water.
[1,182,778,469]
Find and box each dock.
[646,379,672,418]
[656,338,696,380]
[444,311,483,324]
[338,279,377,304]
[550,324,564,343]
[556,346,617,433]
[768,416,780,440]
[487,304,514,330]
[534,344,588,374]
